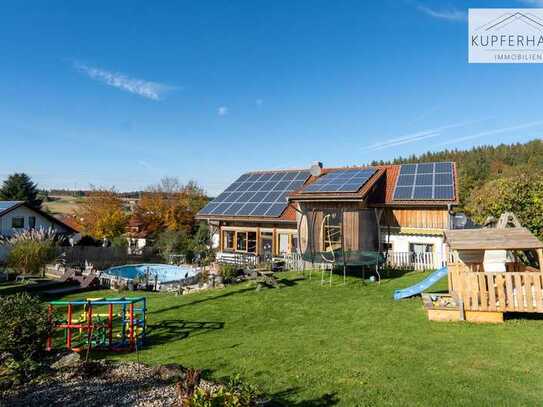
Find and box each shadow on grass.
[153,276,303,315]
[266,388,339,406]
[505,312,543,321]
[276,276,303,287]
[152,286,256,314]
[147,319,225,346]
[379,267,417,280]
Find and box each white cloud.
[217,106,229,116]
[365,121,475,152]
[417,5,467,22]
[74,62,173,100]
[438,121,543,146]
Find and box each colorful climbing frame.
[47,297,146,353]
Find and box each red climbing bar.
[67,304,73,349]
[129,303,135,351]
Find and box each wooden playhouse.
[424,227,543,323]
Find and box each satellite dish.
[453,213,468,229]
[310,162,323,177]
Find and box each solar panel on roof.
[198,170,310,218]
[392,162,455,201]
[0,201,22,212]
[301,168,376,193]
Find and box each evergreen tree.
[0,173,41,208]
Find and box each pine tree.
[0,173,41,208]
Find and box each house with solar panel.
[196,161,458,270]
[0,201,78,238]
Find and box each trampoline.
[296,206,384,285]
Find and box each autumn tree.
[74,188,129,239]
[135,178,208,236]
[465,171,543,240]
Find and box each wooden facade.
[297,202,380,254]
[380,208,449,230]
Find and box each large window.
[409,243,433,262]
[236,232,247,251]
[247,232,257,253]
[11,217,24,229]
[223,230,257,254]
[409,243,433,254]
[223,230,235,251]
[236,231,257,253]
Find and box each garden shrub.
[1,228,62,277]
[179,371,260,407]
[0,293,54,380]
[219,264,239,283]
[7,239,57,276]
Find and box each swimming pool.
[103,264,199,284]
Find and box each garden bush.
[2,229,61,277]
[7,240,57,276]
[218,264,240,283]
[0,293,54,381]
[177,370,260,407]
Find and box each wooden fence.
[385,251,444,271]
[55,246,155,270]
[449,271,543,312]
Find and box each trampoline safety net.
[298,207,384,267]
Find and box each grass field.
[43,195,85,215]
[59,271,543,406]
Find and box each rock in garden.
[51,352,81,370]
[153,363,185,381]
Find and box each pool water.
[103,264,199,283]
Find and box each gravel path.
[1,362,179,407]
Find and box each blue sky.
[1,0,543,194]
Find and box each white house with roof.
[0,201,77,238]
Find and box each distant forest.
[371,139,543,207]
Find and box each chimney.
[310,161,323,177]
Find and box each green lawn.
[59,271,543,406]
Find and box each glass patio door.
[260,232,273,262]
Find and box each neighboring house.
[196,161,459,269]
[125,216,152,254]
[0,201,78,238]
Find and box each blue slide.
[393,267,448,300]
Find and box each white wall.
[383,232,447,268]
[0,205,71,237]
[0,245,9,262]
[211,231,220,249]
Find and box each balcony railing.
[385,251,446,271]
[217,251,448,272]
